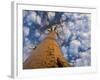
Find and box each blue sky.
[23,10,91,67]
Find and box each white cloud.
[58,22,71,41]
[81,39,90,50]
[23,37,39,62]
[78,32,91,50]
[80,51,91,60]
[74,50,91,66]
[75,52,91,66]
[63,27,71,41]
[61,14,67,21]
[27,11,42,25]
[36,15,41,25]
[63,12,72,17]
[75,20,83,29]
[68,21,75,30]
[57,38,64,46]
[23,10,28,17]
[48,12,55,21]
[23,38,33,62]
[61,46,67,54]
[23,27,30,37]
[39,33,47,41]
[44,30,49,34]
[75,58,83,66]
[73,13,81,19]
[58,31,65,40]
[23,11,91,66]
[56,25,63,33]
[71,40,81,46]
[23,45,32,62]
[34,30,41,38]
[29,11,37,22]
[69,40,81,55]
[61,46,68,59]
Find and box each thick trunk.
[23,31,71,69]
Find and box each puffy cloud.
[23,10,91,66]
[66,13,91,33]
[23,37,38,62]
[63,25,71,41]
[23,10,28,17]
[75,51,91,66]
[61,46,68,58]
[29,11,37,22]
[69,40,81,55]
[73,13,81,19]
[61,14,67,21]
[81,40,90,50]
[36,15,41,25]
[23,26,30,37]
[57,38,64,46]
[26,11,42,25]
[23,45,32,62]
[56,25,63,33]
[48,12,55,21]
[61,46,67,53]
[34,30,41,38]
[71,40,81,46]
[78,32,91,50]
[44,30,49,34]
[39,33,47,41]
[68,21,75,31]
[75,58,83,66]
[23,38,33,62]
[57,22,71,42]
[79,32,90,40]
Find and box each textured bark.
[23,31,71,69]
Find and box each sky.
[23,10,91,67]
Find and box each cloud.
[36,15,41,25]
[23,10,28,17]
[34,29,41,38]
[23,38,32,62]
[39,33,47,41]
[61,46,67,57]
[57,22,71,42]
[74,51,91,66]
[68,21,75,31]
[69,40,81,55]
[78,32,91,50]
[61,14,67,21]
[48,12,55,21]
[29,11,37,22]
[62,23,72,41]
[23,45,32,62]
[23,11,91,66]
[26,11,42,25]
[73,13,81,19]
[74,58,83,66]
[23,26,30,37]
[23,37,38,62]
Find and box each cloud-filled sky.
[23,10,91,67]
